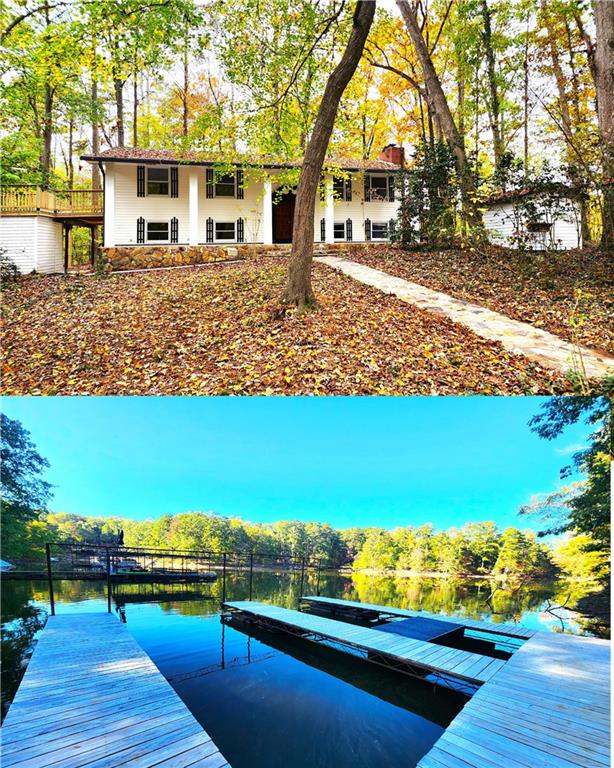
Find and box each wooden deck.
[301,595,535,640]
[223,601,506,687]
[0,613,230,768]
[418,629,610,768]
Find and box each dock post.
[106,547,111,613]
[249,552,254,601]
[316,560,322,596]
[45,543,55,616]
[299,557,306,601]
[222,553,227,605]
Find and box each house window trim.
[214,220,236,242]
[371,221,389,240]
[366,174,390,202]
[146,167,170,197]
[213,172,237,199]
[333,221,346,241]
[145,220,170,243]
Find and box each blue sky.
[2,397,588,532]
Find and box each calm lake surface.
[1,571,605,768]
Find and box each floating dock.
[228,597,610,768]
[223,601,506,689]
[0,613,230,768]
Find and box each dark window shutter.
[346,218,353,242]
[137,166,145,197]
[364,174,371,202]
[137,217,145,243]
[320,218,326,242]
[206,217,214,243]
[237,217,244,243]
[388,175,395,202]
[236,169,244,199]
[364,218,371,241]
[206,168,214,198]
[345,178,352,202]
[170,217,179,243]
[170,167,179,198]
[389,218,396,240]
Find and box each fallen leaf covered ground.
[348,246,614,355]
[1,258,571,395]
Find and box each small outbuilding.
[0,215,64,273]
[482,185,583,250]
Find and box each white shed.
[482,187,583,250]
[0,215,64,273]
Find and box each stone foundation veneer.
[100,243,380,272]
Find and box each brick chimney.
[378,144,405,166]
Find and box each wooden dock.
[223,600,506,688]
[301,595,535,640]
[0,613,230,768]
[301,597,610,768]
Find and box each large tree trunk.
[282,1,376,309]
[91,76,101,192]
[114,77,125,147]
[594,0,614,250]
[40,82,53,190]
[481,0,503,166]
[182,36,189,137]
[396,0,481,228]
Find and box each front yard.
[1,257,571,395]
[349,246,614,355]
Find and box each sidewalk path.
[318,256,614,379]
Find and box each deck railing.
[0,186,103,214]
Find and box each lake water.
[1,571,605,768]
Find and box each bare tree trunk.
[594,0,614,250]
[68,117,74,187]
[115,77,125,147]
[481,0,503,166]
[133,67,139,147]
[183,35,189,137]
[40,0,53,189]
[91,75,101,192]
[396,0,481,228]
[523,13,529,174]
[282,1,376,309]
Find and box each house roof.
[80,147,401,172]
[482,183,583,206]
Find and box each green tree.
[0,414,52,560]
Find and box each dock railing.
[1,185,103,215]
[45,542,325,616]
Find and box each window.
[333,177,345,199]
[215,221,235,241]
[147,221,169,242]
[147,167,169,196]
[367,175,389,201]
[334,222,346,240]
[214,173,236,197]
[371,222,389,240]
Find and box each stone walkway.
[318,256,614,379]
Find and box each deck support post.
[249,552,254,601]
[45,543,55,616]
[262,178,273,244]
[106,547,111,613]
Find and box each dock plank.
[0,613,230,768]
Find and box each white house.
[0,215,64,273]
[482,186,583,250]
[78,145,402,270]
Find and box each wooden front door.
[272,191,296,243]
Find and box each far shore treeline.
[1,397,609,583]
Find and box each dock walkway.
[0,613,230,768]
[301,595,535,640]
[223,601,506,687]
[301,597,610,768]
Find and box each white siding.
[0,217,36,273]
[483,199,582,249]
[108,162,400,246]
[0,216,63,273]
[36,217,64,272]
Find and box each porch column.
[262,177,273,244]
[189,169,199,245]
[103,165,115,248]
[324,174,334,244]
